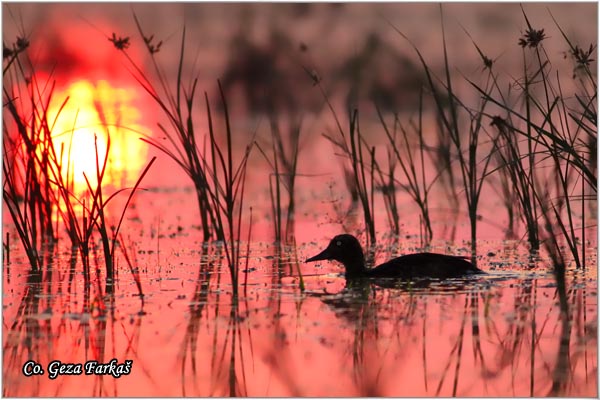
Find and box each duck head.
[306,234,366,277]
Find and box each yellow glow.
[48,80,149,192]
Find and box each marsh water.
[3,183,598,396]
[2,3,598,397]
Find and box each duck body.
[306,234,483,280]
[364,252,480,280]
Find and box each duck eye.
[336,240,342,246]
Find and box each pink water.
[3,185,597,396]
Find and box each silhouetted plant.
[3,42,60,271]
[483,10,595,268]
[3,33,155,292]
[372,146,400,237]
[389,8,499,261]
[375,95,436,244]
[115,16,254,298]
[115,16,219,242]
[257,116,303,245]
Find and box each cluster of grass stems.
[256,115,305,288]
[3,34,155,295]
[375,93,435,245]
[112,16,255,300]
[311,6,595,273]
[315,76,377,249]
[257,117,302,247]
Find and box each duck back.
[366,252,483,279]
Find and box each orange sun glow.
[48,80,150,192]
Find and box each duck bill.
[306,248,331,263]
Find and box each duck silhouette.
[307,234,483,280]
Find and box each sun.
[48,80,150,192]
